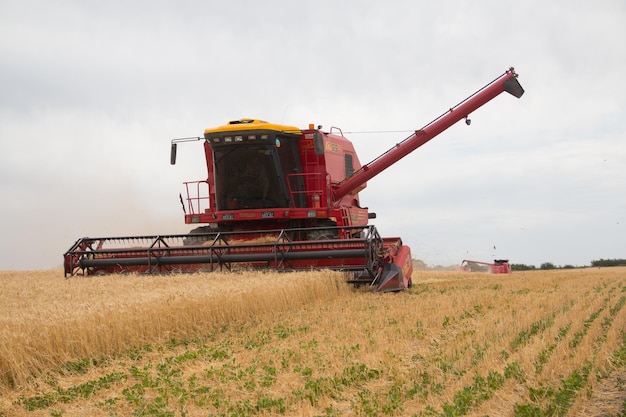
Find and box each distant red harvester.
[461,259,512,274]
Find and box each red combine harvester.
[461,259,512,274]
[64,68,524,291]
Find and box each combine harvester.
[461,259,512,274]
[64,68,524,291]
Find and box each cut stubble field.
[0,267,624,416]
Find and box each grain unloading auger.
[64,68,524,291]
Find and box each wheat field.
[0,267,624,416]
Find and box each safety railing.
[182,180,211,214]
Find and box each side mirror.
[170,143,177,165]
[313,132,324,155]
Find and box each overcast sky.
[1,0,625,270]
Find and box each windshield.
[214,146,288,210]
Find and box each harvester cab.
[170,119,370,241]
[64,68,524,292]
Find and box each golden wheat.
[0,268,349,390]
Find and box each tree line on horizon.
[412,258,626,271]
[511,258,626,271]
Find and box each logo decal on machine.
[325,142,341,153]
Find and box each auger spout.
[332,68,524,200]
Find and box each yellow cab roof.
[204,118,302,136]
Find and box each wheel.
[306,220,339,240]
[183,226,219,246]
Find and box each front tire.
[183,226,219,246]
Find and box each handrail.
[183,180,211,214]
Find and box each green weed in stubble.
[295,362,382,407]
[510,315,555,351]
[516,292,624,416]
[470,342,488,366]
[504,361,526,383]
[245,330,273,349]
[514,363,591,417]
[60,356,106,375]
[19,372,127,411]
[533,323,572,374]
[382,383,404,415]
[355,388,381,417]
[273,323,295,339]
[609,296,626,317]
[124,358,205,417]
[569,307,604,349]
[436,371,505,417]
